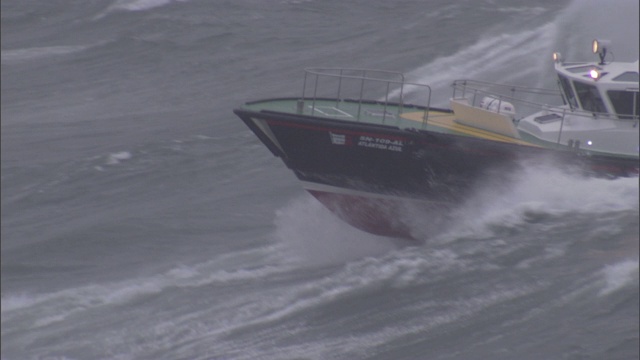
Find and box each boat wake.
[447,162,640,238]
[438,163,637,245]
[263,167,638,358]
[273,160,638,252]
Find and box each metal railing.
[300,68,432,125]
[451,79,639,120]
[451,79,638,146]
[452,79,561,116]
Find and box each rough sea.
[2,0,639,359]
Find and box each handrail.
[304,68,406,84]
[452,79,560,97]
[300,68,432,126]
[452,79,639,121]
[451,78,639,147]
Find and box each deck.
[241,97,537,147]
[239,68,543,147]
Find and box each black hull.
[234,108,639,238]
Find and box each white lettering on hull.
[328,133,405,152]
[357,135,404,152]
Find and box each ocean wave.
[0,257,289,329]
[599,259,639,296]
[1,45,88,64]
[448,163,639,238]
[186,242,532,349]
[94,0,191,19]
[105,151,133,165]
[199,273,539,360]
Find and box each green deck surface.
[242,98,452,132]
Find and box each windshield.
[573,81,607,114]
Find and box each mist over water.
[274,195,401,266]
[403,0,640,106]
[555,0,640,61]
[2,0,638,359]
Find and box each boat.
[233,39,639,239]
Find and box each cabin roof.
[557,59,639,87]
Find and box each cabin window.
[608,90,640,119]
[573,81,607,114]
[557,75,578,109]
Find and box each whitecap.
[1,293,39,313]
[106,0,189,13]
[106,151,132,165]
[599,259,639,296]
[1,45,88,64]
[93,0,192,20]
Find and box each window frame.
[573,81,608,114]
[557,75,579,110]
[607,89,639,119]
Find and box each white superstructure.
[517,39,639,156]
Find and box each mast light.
[592,39,611,65]
[552,52,562,63]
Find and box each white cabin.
[517,40,638,156]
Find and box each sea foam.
[599,259,640,296]
[1,46,88,64]
[106,151,132,165]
